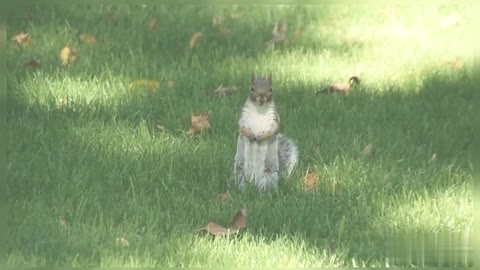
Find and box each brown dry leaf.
[272,21,288,43]
[214,84,238,96]
[115,236,130,247]
[128,79,160,92]
[79,33,96,45]
[231,206,247,231]
[316,76,361,96]
[186,112,210,136]
[167,80,174,89]
[301,171,320,191]
[58,216,70,230]
[23,58,41,68]
[12,32,32,46]
[189,32,203,49]
[149,18,159,30]
[446,59,464,69]
[60,46,78,65]
[216,191,232,202]
[362,143,376,157]
[198,222,233,236]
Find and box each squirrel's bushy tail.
[277,133,298,176]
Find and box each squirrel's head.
[249,72,273,106]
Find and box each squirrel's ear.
[268,73,272,85]
[251,71,256,84]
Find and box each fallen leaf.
[230,206,247,231]
[362,143,376,157]
[149,18,159,30]
[446,59,464,69]
[316,76,361,95]
[186,112,210,135]
[272,21,288,44]
[79,33,96,45]
[214,84,237,96]
[129,79,160,92]
[60,46,78,65]
[216,191,232,202]
[198,206,247,236]
[12,32,31,46]
[189,32,203,49]
[301,171,320,191]
[115,236,130,247]
[198,222,233,236]
[23,58,41,68]
[167,80,174,89]
[58,216,70,230]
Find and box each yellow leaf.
[60,46,78,65]
[189,32,203,49]
[129,79,160,92]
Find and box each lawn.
[5,3,475,268]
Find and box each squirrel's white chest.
[240,104,276,135]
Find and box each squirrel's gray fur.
[234,72,298,191]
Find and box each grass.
[6,3,475,268]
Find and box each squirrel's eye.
[250,87,254,92]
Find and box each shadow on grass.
[6,3,475,267]
[7,64,475,267]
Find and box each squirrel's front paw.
[240,127,256,141]
[257,131,272,142]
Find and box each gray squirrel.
[233,72,298,191]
